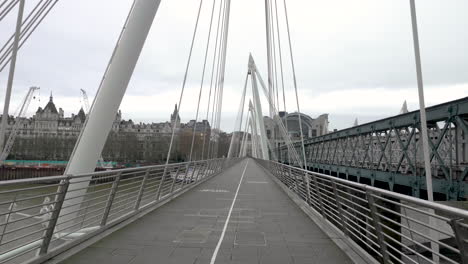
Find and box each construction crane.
[0,86,40,165]
[80,89,112,168]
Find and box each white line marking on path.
[210,159,250,264]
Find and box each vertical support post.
[187,162,196,183]
[181,164,190,188]
[202,161,208,178]
[100,173,121,226]
[0,0,25,152]
[366,190,390,263]
[134,169,150,210]
[450,219,468,264]
[331,181,349,237]
[312,175,325,215]
[1,197,16,243]
[293,170,301,195]
[198,162,206,180]
[39,177,70,255]
[281,165,287,183]
[156,167,168,199]
[288,167,293,188]
[169,167,181,193]
[193,163,201,182]
[303,172,311,204]
[216,160,222,173]
[203,160,211,177]
[206,160,213,177]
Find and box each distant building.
[264,112,329,141]
[1,96,211,162]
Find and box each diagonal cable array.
[164,0,232,165]
[265,0,307,167]
[0,0,18,21]
[0,0,60,71]
[228,0,306,166]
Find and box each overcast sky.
[0,0,467,131]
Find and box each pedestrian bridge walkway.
[1,158,468,264]
[60,159,351,264]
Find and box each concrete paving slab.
[61,159,351,264]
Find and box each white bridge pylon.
[227,55,270,160]
[57,0,162,230]
[228,55,301,166]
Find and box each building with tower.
[0,97,211,163]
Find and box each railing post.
[207,160,214,176]
[275,163,281,180]
[200,161,208,179]
[156,166,169,199]
[181,163,191,188]
[303,172,311,204]
[275,163,281,178]
[100,172,122,226]
[217,160,222,173]
[187,162,197,184]
[169,167,181,193]
[312,174,325,215]
[134,169,150,210]
[285,167,292,188]
[213,160,219,173]
[197,161,207,181]
[331,180,349,237]
[203,161,211,178]
[279,165,287,183]
[293,171,301,195]
[39,176,70,255]
[213,159,219,172]
[450,219,468,264]
[366,189,390,263]
[194,163,202,182]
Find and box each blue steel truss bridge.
[279,97,468,200]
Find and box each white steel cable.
[210,0,230,158]
[273,0,290,164]
[255,64,302,166]
[268,0,281,160]
[239,115,250,157]
[0,0,46,53]
[268,0,280,113]
[0,0,59,71]
[0,0,52,62]
[283,0,307,169]
[214,0,231,157]
[201,0,224,160]
[212,16,226,157]
[0,0,18,21]
[263,0,274,118]
[227,72,248,158]
[0,0,11,11]
[208,0,227,158]
[164,0,204,165]
[188,0,217,162]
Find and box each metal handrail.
[0,158,240,264]
[256,159,468,264]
